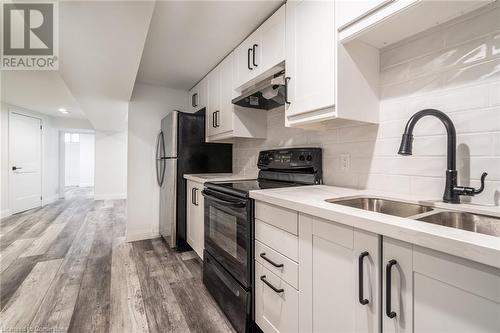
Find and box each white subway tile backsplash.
[408,37,489,78]
[233,5,500,205]
[444,6,500,48]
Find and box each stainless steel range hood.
[232,71,286,110]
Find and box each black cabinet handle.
[12,166,22,171]
[260,253,284,268]
[358,251,369,305]
[252,44,258,67]
[193,93,198,107]
[247,48,253,70]
[285,77,291,105]
[193,188,199,206]
[260,275,284,294]
[191,94,195,107]
[212,111,216,128]
[386,259,397,319]
[214,111,220,128]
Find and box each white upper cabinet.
[188,78,207,113]
[206,53,267,141]
[335,0,388,30]
[338,0,492,47]
[285,0,336,125]
[234,5,285,91]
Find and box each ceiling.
[1,1,283,130]
[136,0,284,90]
[1,71,85,119]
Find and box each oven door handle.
[201,189,247,208]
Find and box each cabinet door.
[256,4,285,73]
[234,37,258,89]
[186,181,197,249]
[382,237,413,333]
[299,214,379,332]
[217,54,234,135]
[413,246,500,332]
[207,68,220,137]
[194,184,204,259]
[285,0,335,118]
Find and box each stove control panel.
[257,148,322,171]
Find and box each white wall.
[94,130,127,200]
[79,133,95,187]
[0,103,60,217]
[65,142,80,186]
[234,4,500,205]
[127,82,188,241]
[63,133,94,188]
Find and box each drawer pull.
[260,253,284,268]
[260,275,284,294]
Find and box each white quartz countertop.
[184,173,254,184]
[249,185,500,269]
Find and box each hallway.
[0,189,234,333]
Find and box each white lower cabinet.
[383,237,500,333]
[298,214,380,332]
[254,201,500,333]
[186,180,204,258]
[255,261,298,333]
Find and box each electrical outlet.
[340,154,350,171]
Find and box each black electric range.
[201,148,322,333]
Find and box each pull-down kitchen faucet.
[398,109,487,204]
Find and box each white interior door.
[9,112,42,214]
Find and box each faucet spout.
[398,109,486,204]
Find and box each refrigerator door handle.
[156,131,166,186]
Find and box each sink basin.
[326,197,433,218]
[417,211,500,237]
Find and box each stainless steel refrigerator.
[156,110,232,249]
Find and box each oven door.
[202,188,251,288]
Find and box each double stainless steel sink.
[326,196,500,237]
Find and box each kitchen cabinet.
[186,180,204,258]
[335,0,388,30]
[298,214,380,332]
[188,78,207,113]
[233,5,285,90]
[285,0,336,125]
[337,0,491,47]
[254,201,300,333]
[206,52,267,141]
[383,237,500,333]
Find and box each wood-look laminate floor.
[0,187,235,333]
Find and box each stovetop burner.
[205,179,306,198]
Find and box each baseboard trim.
[94,193,127,200]
[1,209,12,218]
[43,195,58,206]
[126,230,160,242]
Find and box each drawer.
[255,262,298,333]
[255,219,298,262]
[255,201,298,235]
[255,240,298,289]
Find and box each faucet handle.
[453,172,487,196]
[473,172,488,194]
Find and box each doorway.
[63,132,95,198]
[9,112,42,214]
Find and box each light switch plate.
[340,154,350,171]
